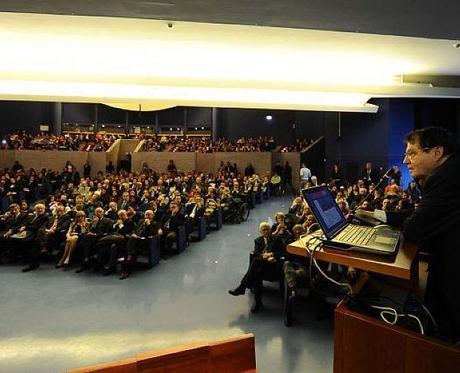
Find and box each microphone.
[348,166,397,222]
[382,166,396,180]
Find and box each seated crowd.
[2,131,121,151]
[142,136,315,152]
[2,131,317,153]
[0,160,272,280]
[230,167,420,313]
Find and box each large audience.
[0,159,272,279]
[2,131,122,151]
[0,148,424,323]
[1,131,316,153]
[0,155,418,293]
[142,135,315,152]
[229,162,420,312]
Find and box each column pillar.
[211,107,218,140]
[52,102,62,134]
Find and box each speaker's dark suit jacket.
[387,151,460,341]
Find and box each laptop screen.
[301,186,347,239]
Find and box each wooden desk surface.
[287,236,418,281]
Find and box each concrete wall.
[13,150,89,174]
[87,152,107,177]
[196,153,215,175]
[211,152,272,176]
[1,150,108,178]
[106,139,121,171]
[132,152,197,174]
[134,152,272,176]
[0,150,16,170]
[1,150,299,188]
[119,139,141,161]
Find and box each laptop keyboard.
[335,225,375,246]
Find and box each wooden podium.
[288,236,460,372]
[334,301,460,373]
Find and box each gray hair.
[259,221,271,231]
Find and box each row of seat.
[137,188,271,271]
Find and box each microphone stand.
[348,168,394,225]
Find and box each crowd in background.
[1,131,120,151]
[143,136,315,152]
[1,131,317,153]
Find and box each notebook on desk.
[301,186,400,256]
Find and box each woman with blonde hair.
[56,211,88,269]
[271,212,292,244]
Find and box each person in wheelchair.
[231,179,246,201]
[222,187,249,224]
[232,178,252,207]
[229,221,285,313]
[220,187,234,222]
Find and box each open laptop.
[301,186,400,256]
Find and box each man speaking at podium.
[358,127,460,343]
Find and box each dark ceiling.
[0,0,459,40]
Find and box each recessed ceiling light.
[265,115,273,121]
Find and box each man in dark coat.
[75,207,113,273]
[11,203,49,272]
[229,221,285,312]
[119,209,161,280]
[160,203,185,253]
[0,203,27,260]
[395,128,460,342]
[36,204,71,254]
[95,209,135,275]
[359,127,460,342]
